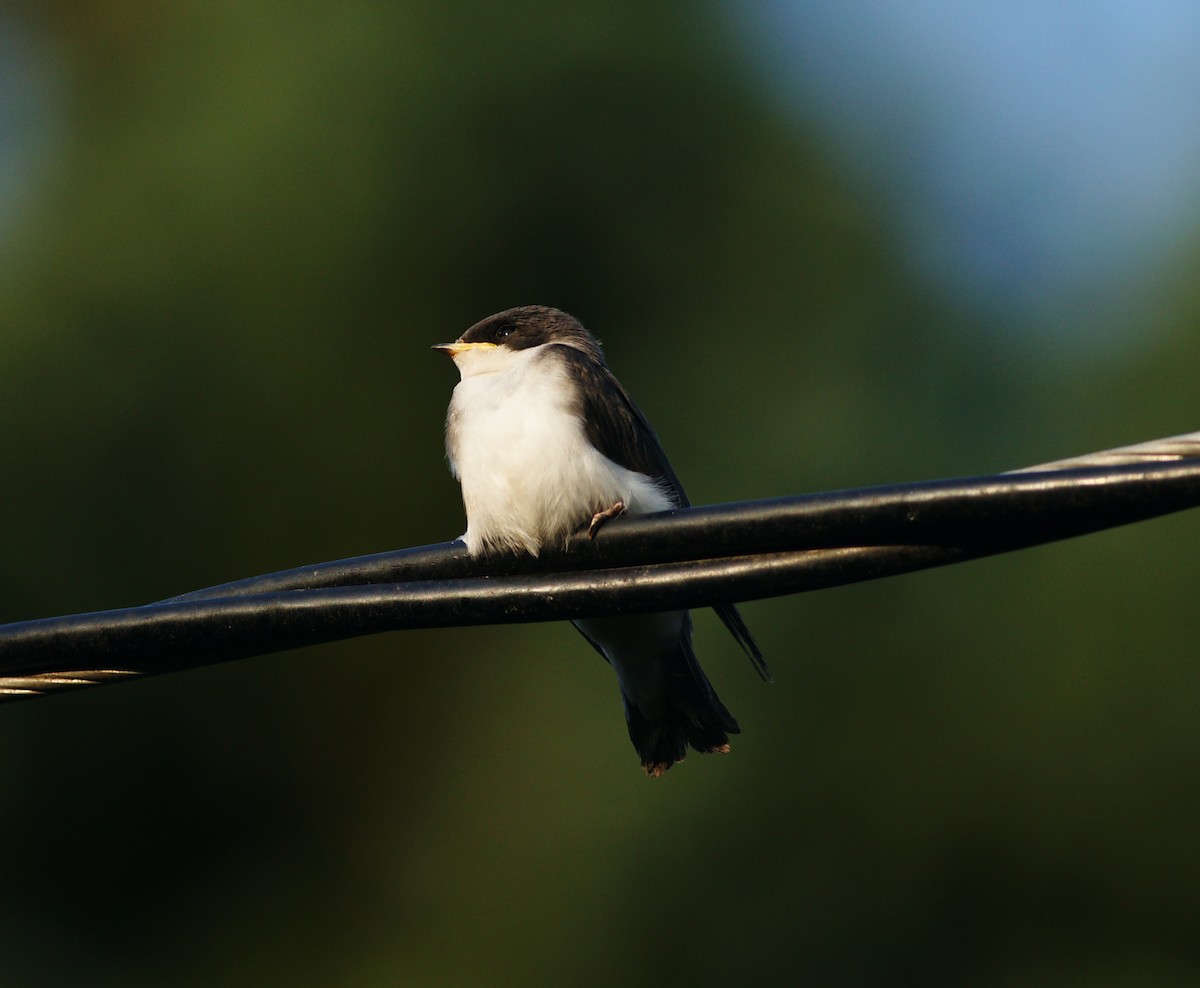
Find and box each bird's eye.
[496,325,513,339]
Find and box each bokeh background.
[3,2,1200,984]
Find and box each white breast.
[446,345,672,555]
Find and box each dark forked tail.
[620,636,740,778]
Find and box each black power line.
[2,433,1199,700]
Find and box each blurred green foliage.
[2,1,1199,985]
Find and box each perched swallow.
[435,305,769,776]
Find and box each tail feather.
[621,639,740,778]
[573,610,746,777]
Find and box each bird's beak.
[432,341,498,357]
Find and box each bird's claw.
[588,501,626,539]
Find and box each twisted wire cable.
[2,431,1199,700]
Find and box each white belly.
[446,348,671,555]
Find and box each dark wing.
[551,344,688,507]
[713,602,771,681]
[552,345,771,682]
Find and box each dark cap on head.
[459,306,604,362]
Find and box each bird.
[434,305,769,776]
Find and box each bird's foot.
[588,501,626,539]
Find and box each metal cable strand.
[1013,430,1200,472]
[1,431,1199,700]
